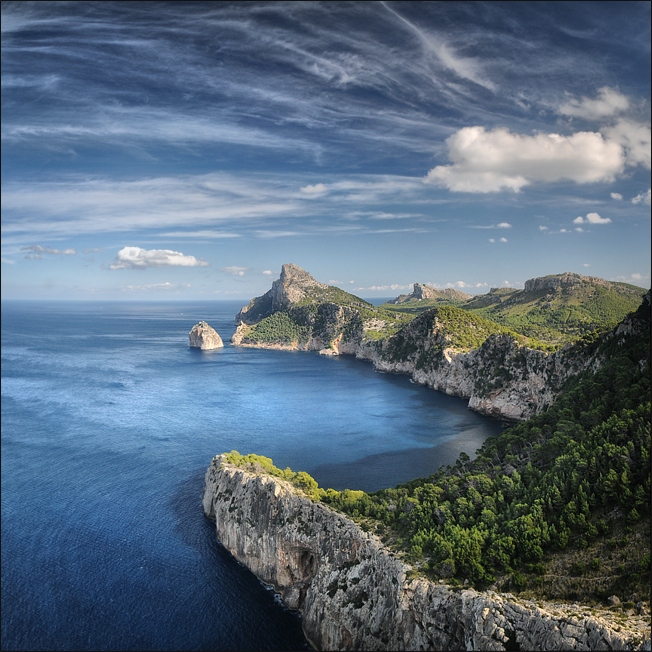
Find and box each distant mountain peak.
[388,283,471,304]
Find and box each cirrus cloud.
[558,87,629,120]
[631,188,651,206]
[109,246,208,269]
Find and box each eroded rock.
[189,321,224,350]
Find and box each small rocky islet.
[188,320,224,350]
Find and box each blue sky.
[2,1,650,300]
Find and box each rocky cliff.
[230,265,649,421]
[203,456,650,651]
[189,321,224,350]
[388,283,471,304]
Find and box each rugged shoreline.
[203,455,651,651]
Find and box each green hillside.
[383,274,646,348]
[467,279,645,346]
[322,297,651,600]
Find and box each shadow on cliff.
[168,469,312,651]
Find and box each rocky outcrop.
[389,284,471,304]
[203,456,650,651]
[358,327,594,421]
[189,321,224,350]
[523,273,610,294]
[236,264,329,326]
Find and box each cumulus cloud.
[300,183,328,196]
[444,280,487,289]
[220,266,248,276]
[573,212,612,225]
[559,87,629,120]
[499,237,508,242]
[262,270,273,275]
[539,225,549,231]
[632,188,651,206]
[356,283,410,292]
[613,272,649,285]
[425,126,623,193]
[109,246,208,269]
[610,192,623,200]
[602,120,651,169]
[21,244,76,257]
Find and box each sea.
[1,300,504,651]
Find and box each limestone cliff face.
[358,330,593,421]
[189,321,224,350]
[203,456,649,651]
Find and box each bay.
[1,300,503,650]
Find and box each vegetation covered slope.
[383,273,646,349]
[229,294,651,604]
[234,264,412,347]
[324,295,651,600]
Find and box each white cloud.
[583,264,590,267]
[300,183,328,196]
[612,272,649,285]
[1,257,16,264]
[122,282,190,292]
[220,266,248,276]
[161,230,240,239]
[539,225,548,231]
[488,238,495,243]
[21,244,76,256]
[472,222,512,229]
[559,87,629,120]
[262,270,273,275]
[425,126,624,193]
[610,192,623,200]
[601,120,651,169]
[574,212,612,225]
[355,283,410,292]
[575,227,584,232]
[109,246,208,269]
[632,188,651,206]
[499,237,508,243]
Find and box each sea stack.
[189,321,224,350]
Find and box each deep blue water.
[1,301,503,651]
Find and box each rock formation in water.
[203,455,650,651]
[189,321,224,350]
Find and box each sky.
[1,1,650,301]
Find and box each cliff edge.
[203,455,650,651]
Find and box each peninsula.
[204,266,650,650]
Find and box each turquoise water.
[1,301,503,650]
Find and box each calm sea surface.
[1,301,503,650]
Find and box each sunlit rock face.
[203,456,648,652]
[189,321,224,350]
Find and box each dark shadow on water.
[169,470,311,651]
[310,431,502,493]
